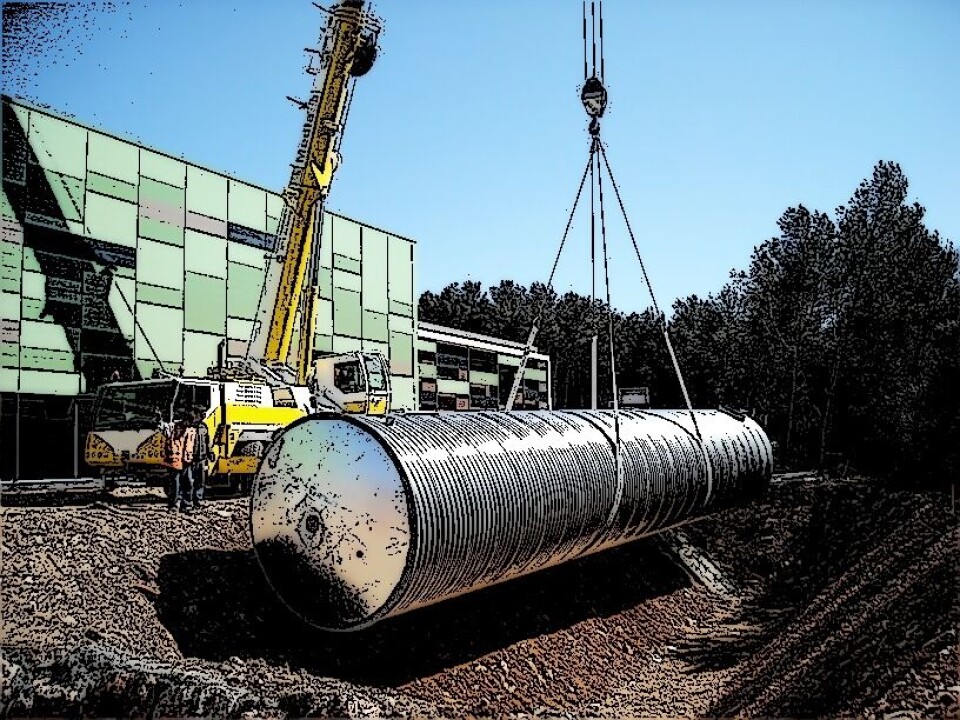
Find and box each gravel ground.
[2,479,956,717]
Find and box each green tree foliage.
[418,162,959,487]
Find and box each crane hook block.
[581,76,607,119]
[351,33,378,77]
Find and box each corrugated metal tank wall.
[251,408,773,630]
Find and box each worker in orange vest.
[164,417,197,513]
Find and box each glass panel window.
[364,355,387,391]
[334,360,363,394]
[95,381,177,429]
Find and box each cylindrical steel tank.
[251,408,772,630]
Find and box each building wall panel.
[18,369,80,395]
[388,235,413,303]
[0,290,19,322]
[437,379,470,395]
[391,376,416,411]
[19,319,72,351]
[227,181,266,232]
[361,227,388,313]
[138,216,184,246]
[1,186,17,219]
[136,282,181,309]
[266,194,283,220]
[186,211,227,238]
[313,334,333,354]
[389,299,413,317]
[332,215,361,260]
[135,302,183,364]
[227,262,263,320]
[333,253,361,275]
[317,212,333,268]
[19,271,45,301]
[389,330,413,377]
[361,339,389,357]
[140,176,185,212]
[87,131,138,183]
[183,330,223,377]
[140,149,186,187]
[85,192,137,247]
[332,335,361,354]
[185,229,227,278]
[362,309,388,342]
[184,271,226,335]
[135,358,162,380]
[48,172,85,221]
[316,266,332,300]
[314,298,333,337]
[186,166,227,220]
[0,367,17,391]
[333,287,361,338]
[87,172,135,204]
[266,214,279,236]
[136,238,183,290]
[29,112,87,179]
[20,347,74,372]
[389,313,414,335]
[227,240,266,269]
[107,277,136,343]
[1,340,20,369]
[333,267,361,292]
[0,261,20,295]
[227,316,253,342]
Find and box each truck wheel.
[229,474,254,497]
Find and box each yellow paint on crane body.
[263,4,368,378]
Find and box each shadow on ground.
[155,537,688,686]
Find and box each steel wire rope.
[506,0,603,412]
[597,143,715,504]
[504,143,597,412]
[582,1,589,82]
[594,137,625,530]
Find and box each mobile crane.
[84,0,388,493]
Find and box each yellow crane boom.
[251,0,380,381]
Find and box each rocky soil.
[1,478,957,717]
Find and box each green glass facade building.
[0,96,549,481]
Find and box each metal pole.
[15,392,20,481]
[590,334,598,409]
[73,399,79,479]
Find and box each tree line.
[418,162,959,488]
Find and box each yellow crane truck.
[84,0,386,492]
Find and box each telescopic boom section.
[257,1,379,372]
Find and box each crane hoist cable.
[509,0,715,505]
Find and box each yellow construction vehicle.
[84,0,387,492]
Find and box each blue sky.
[4,0,958,313]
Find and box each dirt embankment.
[1,479,957,718]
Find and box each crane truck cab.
[84,351,391,494]
[312,351,391,416]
